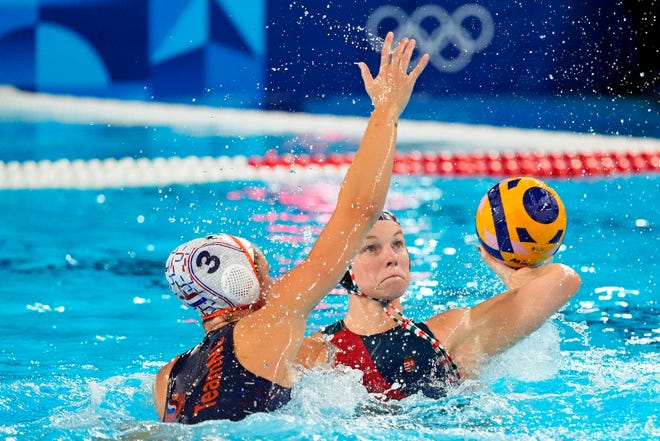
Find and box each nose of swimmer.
[384,245,399,265]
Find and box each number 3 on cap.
[195,250,220,274]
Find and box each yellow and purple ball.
[475,177,567,268]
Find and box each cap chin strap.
[342,266,461,385]
[202,299,264,322]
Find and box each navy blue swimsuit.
[163,323,291,423]
[322,320,459,400]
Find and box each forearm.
[470,263,582,356]
[479,248,582,330]
[335,108,398,218]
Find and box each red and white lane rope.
[2,148,657,189]
[0,88,658,189]
[0,155,347,189]
[249,149,660,178]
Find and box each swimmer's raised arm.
[236,32,429,385]
[156,33,428,424]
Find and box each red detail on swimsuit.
[330,329,407,400]
[164,392,186,422]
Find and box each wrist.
[369,107,399,126]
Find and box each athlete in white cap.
[153,32,429,423]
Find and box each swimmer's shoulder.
[424,308,471,345]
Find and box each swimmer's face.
[351,220,411,300]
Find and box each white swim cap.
[165,234,261,319]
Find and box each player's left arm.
[444,247,581,358]
[153,357,177,420]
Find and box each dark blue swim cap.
[378,210,400,224]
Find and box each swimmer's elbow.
[557,264,582,300]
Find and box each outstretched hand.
[478,245,552,290]
[357,32,429,117]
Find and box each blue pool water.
[1,167,658,439]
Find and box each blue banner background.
[265,0,642,109]
[0,0,656,114]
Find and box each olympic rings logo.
[365,4,495,73]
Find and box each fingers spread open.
[386,36,429,78]
[391,37,407,69]
[356,61,373,88]
[379,32,394,72]
[409,52,430,80]
[399,38,415,71]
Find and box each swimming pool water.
[1,173,657,440]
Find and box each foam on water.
[2,330,658,440]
